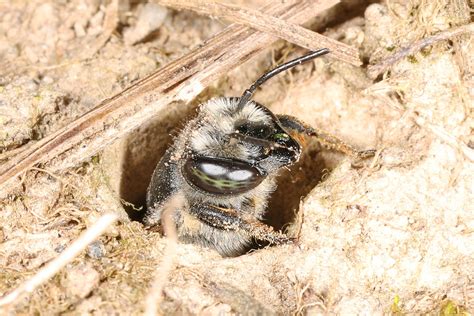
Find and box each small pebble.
[62,263,100,299]
[55,244,67,253]
[87,240,106,259]
[124,3,168,45]
[74,21,87,37]
[42,76,55,85]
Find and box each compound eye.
[236,122,274,139]
[183,156,266,195]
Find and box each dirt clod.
[61,263,100,299]
[123,3,168,45]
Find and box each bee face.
[189,97,301,171]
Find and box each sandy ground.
[0,0,473,314]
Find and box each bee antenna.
[237,48,330,110]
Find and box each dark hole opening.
[264,140,330,233]
[117,101,334,255]
[118,101,196,221]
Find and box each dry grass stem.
[0,144,31,162]
[144,194,183,316]
[155,0,359,66]
[0,0,339,196]
[0,213,118,309]
[28,167,80,191]
[368,23,474,78]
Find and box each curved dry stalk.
[368,23,474,78]
[155,0,359,66]
[0,213,118,309]
[144,194,184,316]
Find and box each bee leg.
[277,114,376,160]
[188,204,291,245]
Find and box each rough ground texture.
[0,0,473,314]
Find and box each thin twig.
[0,213,118,309]
[368,23,474,78]
[144,194,183,316]
[28,167,80,191]
[155,0,360,66]
[0,143,34,162]
[0,0,339,195]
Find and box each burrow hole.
[105,101,335,240]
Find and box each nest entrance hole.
[114,102,195,221]
[265,141,331,232]
[109,105,333,239]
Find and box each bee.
[145,48,375,256]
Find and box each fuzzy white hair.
[189,97,273,160]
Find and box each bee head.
[231,98,301,167]
[188,97,300,171]
[188,49,330,171]
[183,97,301,196]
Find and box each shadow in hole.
[119,111,337,239]
[119,102,196,221]
[117,102,345,257]
[248,141,342,254]
[264,141,332,232]
[318,0,382,31]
